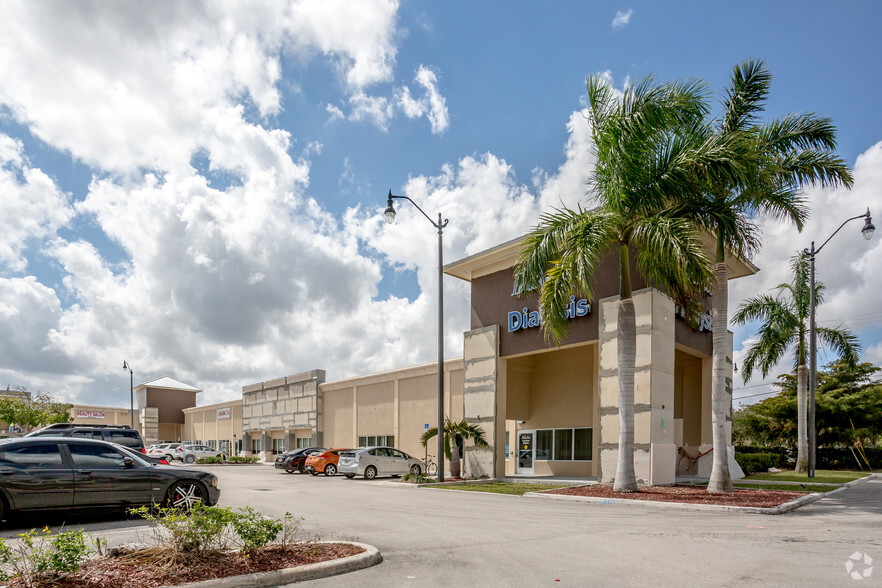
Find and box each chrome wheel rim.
[170,483,203,509]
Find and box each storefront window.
[251,438,262,452]
[535,427,592,461]
[574,428,592,460]
[358,435,394,447]
[272,438,285,454]
[536,430,553,460]
[296,438,313,449]
[554,429,573,460]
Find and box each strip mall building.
[70,236,755,483]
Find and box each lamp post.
[805,208,874,478]
[385,189,448,482]
[123,361,134,429]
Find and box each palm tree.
[421,417,489,478]
[732,252,860,472]
[679,60,853,491]
[514,74,742,492]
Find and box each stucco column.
[462,325,499,479]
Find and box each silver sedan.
[338,446,423,479]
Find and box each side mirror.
[123,456,134,468]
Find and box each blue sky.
[1,1,880,408]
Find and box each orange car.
[305,448,352,476]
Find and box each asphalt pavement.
[3,465,880,587]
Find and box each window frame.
[533,427,593,462]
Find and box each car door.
[0,442,74,511]
[67,442,154,508]
[389,449,410,474]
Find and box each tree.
[514,74,741,491]
[733,255,861,472]
[680,59,852,491]
[733,361,881,451]
[0,386,73,432]
[420,417,489,478]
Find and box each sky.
[1,1,880,409]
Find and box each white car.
[337,446,423,479]
[146,443,182,461]
[175,444,224,464]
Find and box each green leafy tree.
[0,387,73,433]
[679,59,852,491]
[733,253,860,472]
[421,417,489,478]
[733,361,880,450]
[514,74,742,491]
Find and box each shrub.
[131,504,235,554]
[229,507,283,554]
[401,472,436,484]
[226,456,259,463]
[197,456,223,464]
[0,527,90,587]
[735,452,781,474]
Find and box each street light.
[123,361,134,429]
[385,189,449,482]
[805,208,874,478]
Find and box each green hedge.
[225,456,259,464]
[735,452,782,474]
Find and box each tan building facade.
[176,235,754,483]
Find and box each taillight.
[141,447,146,454]
[159,459,169,465]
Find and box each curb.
[161,542,382,587]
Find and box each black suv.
[26,424,145,453]
[274,447,324,473]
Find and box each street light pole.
[123,361,134,429]
[385,190,449,482]
[805,208,874,478]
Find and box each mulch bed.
[5,543,363,588]
[543,484,809,508]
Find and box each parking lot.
[3,464,880,586]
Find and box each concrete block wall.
[242,369,325,455]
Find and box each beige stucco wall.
[355,382,394,437]
[182,401,243,447]
[69,406,138,429]
[322,388,354,448]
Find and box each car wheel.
[166,481,206,511]
[164,454,174,462]
[410,464,421,476]
[184,454,195,464]
[297,462,306,474]
[324,464,337,476]
[345,474,355,479]
[310,469,319,476]
[364,466,377,480]
[218,454,225,460]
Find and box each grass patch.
[742,470,869,484]
[435,482,571,496]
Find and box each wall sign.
[76,410,105,419]
[217,407,231,419]
[508,295,591,333]
[674,305,713,332]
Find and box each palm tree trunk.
[613,297,638,492]
[795,364,808,473]
[450,446,461,478]
[708,258,733,493]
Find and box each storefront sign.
[675,305,713,332]
[508,296,591,332]
[217,407,231,419]
[76,410,105,419]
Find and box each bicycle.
[422,455,438,477]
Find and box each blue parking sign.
[425,423,429,430]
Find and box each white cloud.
[0,135,74,272]
[612,9,633,30]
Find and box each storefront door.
[517,430,534,474]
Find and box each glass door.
[517,430,534,474]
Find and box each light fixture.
[805,207,874,478]
[862,209,875,240]
[383,188,449,481]
[122,360,134,429]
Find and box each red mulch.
[5,543,364,588]
[544,484,808,508]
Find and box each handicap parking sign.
[425,423,429,429]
